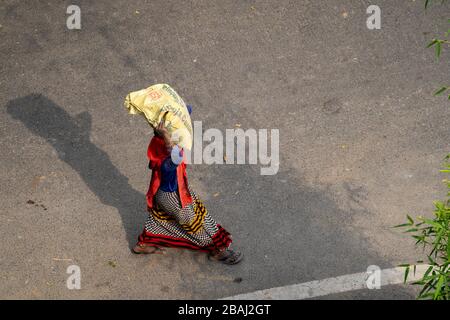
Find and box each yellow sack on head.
[124,84,193,150]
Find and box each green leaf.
[422,218,443,230]
[425,0,430,9]
[393,223,413,228]
[404,265,410,283]
[435,41,442,58]
[423,266,434,279]
[428,255,437,265]
[427,39,438,48]
[447,237,450,257]
[407,215,414,225]
[419,279,434,297]
[434,86,447,96]
[420,292,436,299]
[433,275,445,299]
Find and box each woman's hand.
[155,117,174,150]
[155,119,170,137]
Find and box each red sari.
[137,136,232,252]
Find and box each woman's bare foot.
[132,244,164,254]
[209,248,243,265]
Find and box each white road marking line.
[221,265,430,300]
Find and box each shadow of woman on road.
[6,93,146,248]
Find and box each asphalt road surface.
[1,0,449,299]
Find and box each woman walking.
[133,108,242,265]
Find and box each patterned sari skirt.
[137,187,232,252]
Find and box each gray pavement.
[0,0,449,299]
